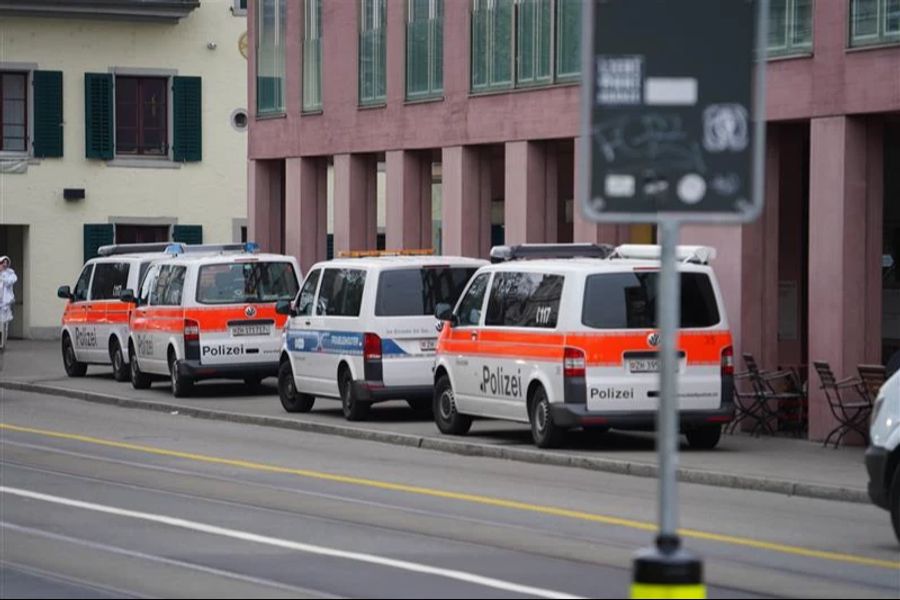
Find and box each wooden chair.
[813,361,871,448]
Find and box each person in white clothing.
[0,256,17,351]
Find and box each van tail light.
[721,345,734,377]
[564,347,586,379]
[184,319,201,343]
[364,333,382,362]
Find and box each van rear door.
[374,265,478,386]
[572,270,729,413]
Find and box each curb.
[0,380,870,505]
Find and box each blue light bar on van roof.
[244,242,260,254]
[164,243,185,255]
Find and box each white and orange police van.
[122,243,300,396]
[432,243,735,449]
[276,252,487,420]
[58,243,171,381]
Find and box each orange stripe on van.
[130,305,287,334]
[439,328,732,366]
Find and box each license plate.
[231,324,271,337]
[419,339,437,352]
[628,358,660,373]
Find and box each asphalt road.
[1,389,897,598]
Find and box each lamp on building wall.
[63,188,85,202]
[207,41,218,50]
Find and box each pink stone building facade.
[248,0,900,441]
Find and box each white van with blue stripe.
[276,253,487,421]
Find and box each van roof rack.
[490,244,614,263]
[610,244,717,265]
[337,249,434,258]
[97,243,173,257]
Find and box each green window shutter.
[32,70,63,158]
[173,76,202,162]
[359,0,386,105]
[173,225,203,245]
[84,224,114,263]
[84,73,113,160]
[536,0,552,82]
[556,0,581,80]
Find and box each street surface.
[1,388,897,598]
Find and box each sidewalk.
[0,340,871,503]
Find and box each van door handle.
[470,332,478,341]
[305,320,311,326]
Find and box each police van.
[122,243,300,396]
[276,252,487,420]
[866,369,900,543]
[432,244,735,449]
[58,243,171,380]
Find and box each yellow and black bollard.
[631,536,705,599]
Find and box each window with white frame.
[851,0,900,47]
[0,72,27,152]
[768,0,813,57]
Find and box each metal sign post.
[580,1,767,597]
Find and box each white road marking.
[1,486,583,600]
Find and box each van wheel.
[129,344,151,390]
[279,361,314,413]
[110,339,129,382]
[530,386,566,449]
[433,375,471,435]
[169,354,193,398]
[62,334,87,378]
[339,367,369,421]
[686,425,722,450]
[890,462,900,544]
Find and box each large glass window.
[485,272,564,328]
[0,72,27,152]
[375,266,477,316]
[317,269,367,317]
[851,0,900,47]
[768,0,813,57]
[257,0,286,115]
[359,0,387,106]
[90,263,131,300]
[303,0,323,112]
[471,0,580,92]
[581,272,721,330]
[407,0,444,100]
[115,76,168,156]
[196,262,298,305]
[456,273,491,327]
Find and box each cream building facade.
[0,0,249,339]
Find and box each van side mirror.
[276,299,296,317]
[435,303,457,328]
[119,289,137,305]
[57,286,73,301]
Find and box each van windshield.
[581,272,720,329]
[197,261,299,305]
[375,267,478,316]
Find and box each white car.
[123,243,300,396]
[432,243,735,449]
[58,243,170,381]
[276,255,487,420]
[866,368,900,543]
